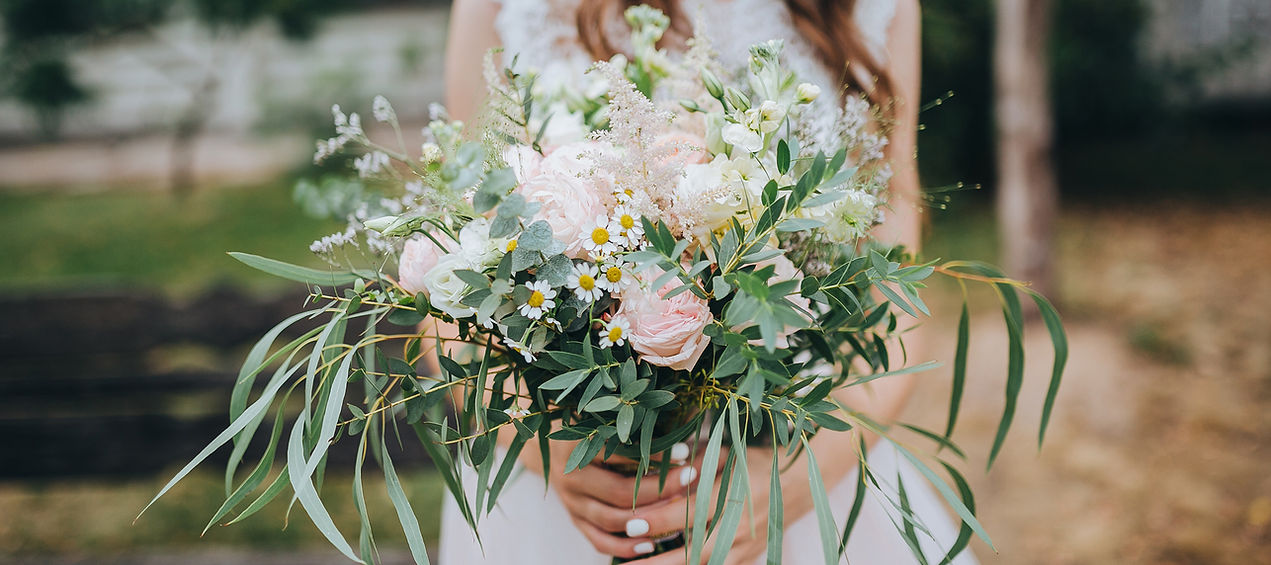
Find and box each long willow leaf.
[837,437,868,556]
[689,408,729,565]
[352,428,377,564]
[136,346,297,522]
[286,417,362,562]
[944,300,970,441]
[937,462,976,565]
[895,471,930,565]
[765,436,784,565]
[383,448,433,565]
[229,252,361,286]
[986,286,1024,470]
[1029,291,1068,447]
[801,437,840,565]
[228,310,324,487]
[203,393,292,535]
[892,443,994,550]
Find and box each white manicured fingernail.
[670,442,690,463]
[634,541,655,554]
[679,466,698,486]
[626,518,650,537]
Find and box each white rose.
[529,102,589,147]
[814,188,879,242]
[676,160,741,239]
[422,254,479,319]
[796,83,821,104]
[716,155,768,203]
[457,217,506,267]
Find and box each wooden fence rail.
[0,288,434,480]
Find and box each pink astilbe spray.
[586,62,687,229]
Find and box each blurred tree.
[994,0,1058,299]
[0,0,371,194]
[918,0,1177,189]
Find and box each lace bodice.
[493,0,894,96]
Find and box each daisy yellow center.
[608,326,624,342]
[606,267,623,283]
[624,188,634,198]
[590,227,610,245]
[578,274,596,290]
[506,240,518,252]
[619,214,635,230]
[527,291,545,308]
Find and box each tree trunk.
[994,0,1059,301]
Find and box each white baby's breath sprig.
[353,151,390,178]
[372,95,397,124]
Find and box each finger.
[628,495,696,542]
[572,516,658,560]
[571,464,701,507]
[565,491,638,533]
[621,544,694,565]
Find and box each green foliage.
[0,181,342,294]
[0,0,376,137]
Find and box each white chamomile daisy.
[566,263,604,302]
[502,336,536,363]
[614,185,636,203]
[610,206,644,248]
[598,316,631,349]
[503,406,532,418]
[580,214,620,258]
[594,262,632,293]
[518,280,557,320]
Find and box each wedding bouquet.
[140,7,1067,565]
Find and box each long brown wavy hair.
[575,0,893,106]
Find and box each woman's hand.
[519,439,705,560]
[624,447,791,565]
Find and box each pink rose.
[618,273,714,371]
[655,132,710,166]
[398,235,445,296]
[518,142,614,258]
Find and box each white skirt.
[438,441,979,565]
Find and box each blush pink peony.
[517,142,614,258]
[398,235,446,296]
[618,272,714,371]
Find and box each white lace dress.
[439,1,979,563]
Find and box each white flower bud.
[701,68,724,99]
[796,82,821,104]
[421,142,443,163]
[372,95,396,123]
[362,216,397,233]
[724,87,751,112]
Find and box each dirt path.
[902,204,1271,564]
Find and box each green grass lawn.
[0,182,343,296]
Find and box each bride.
[437,1,975,563]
